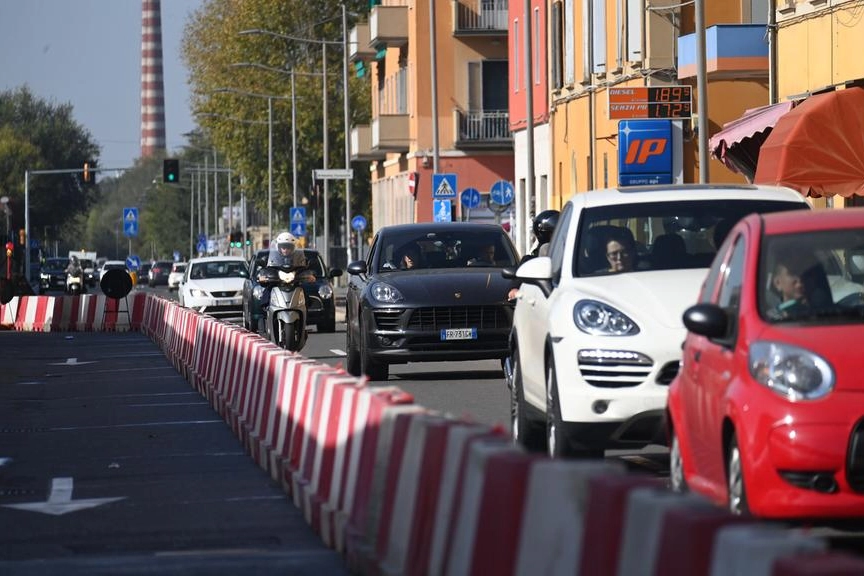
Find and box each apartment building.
[350,0,516,235]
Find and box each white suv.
[505,184,810,458]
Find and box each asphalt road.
[0,330,348,575]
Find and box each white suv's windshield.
[575,199,808,277]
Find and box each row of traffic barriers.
[7,292,864,575]
[0,292,145,331]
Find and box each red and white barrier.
[709,524,827,576]
[771,551,864,575]
[0,292,145,332]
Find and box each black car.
[148,260,173,287]
[242,249,343,333]
[39,257,70,293]
[345,222,519,381]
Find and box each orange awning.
[754,87,864,197]
[710,101,794,182]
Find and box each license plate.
[440,328,477,341]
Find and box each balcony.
[678,25,768,79]
[454,109,513,149]
[349,23,376,61]
[370,4,408,47]
[372,114,410,151]
[453,0,508,36]
[351,125,387,161]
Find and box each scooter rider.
[65,255,85,294]
[259,232,307,309]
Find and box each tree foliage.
[181,0,371,242]
[0,86,101,248]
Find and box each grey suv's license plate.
[440,328,477,341]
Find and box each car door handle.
[527,298,536,306]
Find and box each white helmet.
[275,232,297,251]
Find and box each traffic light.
[18,228,25,246]
[163,158,180,183]
[229,230,243,248]
[245,231,252,246]
[83,162,91,183]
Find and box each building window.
[552,2,563,90]
[593,0,607,75]
[626,0,641,62]
[581,0,589,83]
[565,0,575,85]
[514,18,520,92]
[534,7,541,85]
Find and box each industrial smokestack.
[140,0,166,157]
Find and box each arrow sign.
[2,477,125,516]
[432,173,457,198]
[351,215,367,231]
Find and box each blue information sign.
[351,215,367,231]
[489,180,514,206]
[460,187,481,209]
[123,207,139,238]
[433,199,452,222]
[432,173,458,198]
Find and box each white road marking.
[49,358,96,366]
[330,348,346,356]
[2,477,125,516]
[0,457,11,467]
[50,419,224,431]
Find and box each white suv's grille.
[577,349,653,388]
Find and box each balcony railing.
[454,0,508,35]
[454,109,513,148]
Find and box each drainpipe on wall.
[587,0,595,190]
[525,0,536,234]
[768,0,778,104]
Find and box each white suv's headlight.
[190,288,209,298]
[573,300,639,336]
[749,341,834,401]
[369,282,403,304]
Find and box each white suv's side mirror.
[516,256,552,281]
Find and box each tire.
[727,434,750,516]
[345,310,361,376]
[546,362,603,459]
[284,320,302,352]
[359,319,388,381]
[669,427,688,493]
[510,349,545,452]
[318,312,336,333]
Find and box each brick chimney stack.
[140,0,166,157]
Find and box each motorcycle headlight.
[40,273,49,280]
[573,300,639,336]
[318,284,334,299]
[252,285,264,299]
[369,282,403,304]
[749,341,834,401]
[190,288,209,298]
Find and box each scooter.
[66,271,85,295]
[260,266,308,352]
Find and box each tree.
[0,86,101,250]
[181,0,371,241]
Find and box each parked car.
[345,222,519,381]
[668,208,864,519]
[242,249,343,333]
[168,262,187,291]
[505,184,810,459]
[98,260,128,282]
[148,260,174,287]
[39,257,70,293]
[178,256,248,319]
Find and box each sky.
[0,0,204,172]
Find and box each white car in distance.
[178,256,248,320]
[167,262,187,291]
[506,184,810,458]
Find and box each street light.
[239,21,354,261]
[210,87,291,241]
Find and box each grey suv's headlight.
[749,341,834,401]
[318,284,334,299]
[573,300,639,336]
[369,282,403,304]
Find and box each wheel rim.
[546,364,556,457]
[728,443,744,514]
[669,433,685,491]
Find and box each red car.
[667,208,864,519]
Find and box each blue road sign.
[432,173,457,198]
[126,254,141,271]
[123,207,139,238]
[460,187,481,209]
[196,240,207,254]
[173,251,181,262]
[433,199,452,223]
[290,207,306,224]
[489,180,514,206]
[291,222,306,237]
[351,215,367,231]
